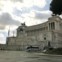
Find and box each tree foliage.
[50,0,62,15]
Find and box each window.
[44,37,46,40]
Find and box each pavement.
[0,51,62,62]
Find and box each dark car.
[26,46,40,52]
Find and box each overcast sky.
[0,0,52,44]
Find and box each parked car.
[26,46,40,52]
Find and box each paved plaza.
[0,51,62,62]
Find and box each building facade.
[6,16,62,50]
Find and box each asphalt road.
[0,51,62,62]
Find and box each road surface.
[0,51,62,62]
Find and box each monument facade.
[6,16,62,50]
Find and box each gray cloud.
[35,12,51,20]
[0,25,5,29]
[0,13,20,29]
